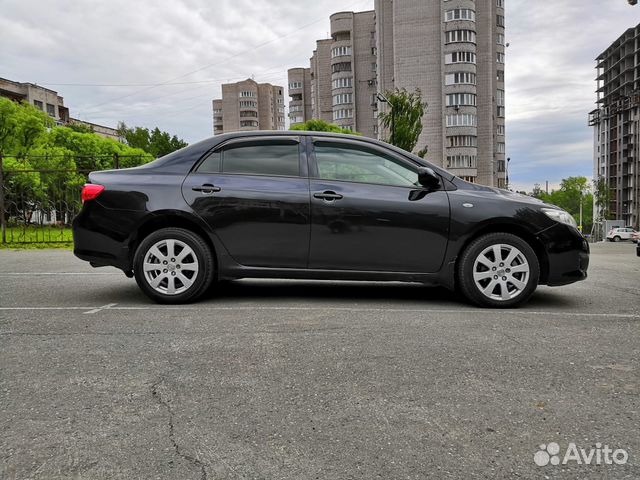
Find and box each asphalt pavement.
[0,242,639,479]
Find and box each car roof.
[144,130,454,180]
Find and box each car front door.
[182,136,310,268]
[307,138,450,273]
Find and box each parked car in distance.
[633,232,640,256]
[607,227,638,242]
[73,131,589,308]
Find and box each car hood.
[452,177,547,207]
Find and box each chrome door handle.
[192,184,221,194]
[313,191,343,201]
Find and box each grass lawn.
[0,226,74,249]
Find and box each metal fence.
[0,154,146,244]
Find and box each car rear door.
[182,136,310,268]
[307,138,450,273]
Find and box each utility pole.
[377,93,394,145]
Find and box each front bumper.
[538,224,589,286]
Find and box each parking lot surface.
[1,242,639,479]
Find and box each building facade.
[310,39,334,124]
[590,24,640,228]
[375,0,506,186]
[0,77,69,124]
[287,68,312,127]
[289,0,506,187]
[212,79,285,135]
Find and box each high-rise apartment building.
[310,39,334,124]
[287,68,312,127]
[212,78,285,135]
[327,10,378,137]
[589,24,640,228]
[291,1,506,187]
[376,0,506,186]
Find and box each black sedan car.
[73,131,589,307]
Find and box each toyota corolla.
[73,131,589,307]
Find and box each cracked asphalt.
[0,242,639,479]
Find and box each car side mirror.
[418,167,440,190]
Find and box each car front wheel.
[133,228,214,304]
[457,232,540,308]
[613,236,621,242]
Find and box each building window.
[445,51,476,64]
[240,110,258,118]
[333,109,354,120]
[288,81,303,90]
[371,47,377,55]
[289,105,303,113]
[496,142,506,154]
[46,103,56,117]
[446,114,477,127]
[447,135,477,147]
[331,46,352,58]
[332,77,353,89]
[497,70,505,82]
[33,100,43,110]
[496,0,504,7]
[445,29,477,44]
[446,155,477,168]
[333,93,353,106]
[497,33,505,45]
[445,72,477,85]
[372,62,377,73]
[497,15,505,27]
[497,124,505,136]
[239,100,256,108]
[497,89,505,106]
[332,62,352,73]
[445,9,476,22]
[239,120,259,127]
[239,91,256,98]
[497,106,505,117]
[213,108,223,114]
[497,52,505,64]
[446,93,477,107]
[460,176,476,183]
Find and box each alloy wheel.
[142,239,200,295]
[472,243,530,301]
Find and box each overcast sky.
[2,0,639,191]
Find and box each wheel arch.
[128,211,219,274]
[455,222,549,285]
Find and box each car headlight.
[541,208,578,228]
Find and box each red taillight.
[82,184,105,203]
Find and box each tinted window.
[314,143,419,187]
[222,142,300,177]
[197,151,221,173]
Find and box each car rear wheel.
[613,236,621,242]
[457,232,540,308]
[133,228,214,304]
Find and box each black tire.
[457,232,540,308]
[613,236,621,242]
[133,228,215,304]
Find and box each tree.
[539,176,593,233]
[593,176,612,221]
[117,122,188,158]
[290,119,360,135]
[378,88,426,153]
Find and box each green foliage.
[117,122,188,158]
[593,176,613,221]
[538,176,593,232]
[290,119,361,135]
[378,88,426,153]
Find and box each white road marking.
[0,272,119,275]
[0,305,637,318]
[82,303,118,315]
